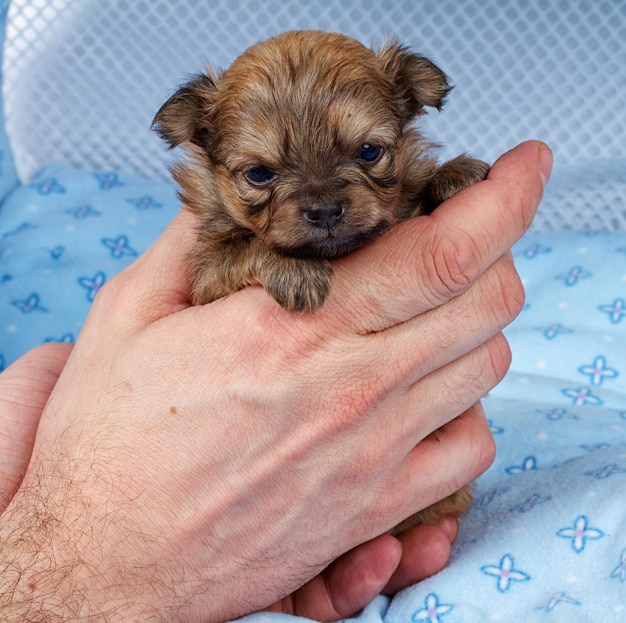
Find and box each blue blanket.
[0,164,180,369]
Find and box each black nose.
[303,202,345,229]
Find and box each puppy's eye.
[244,165,276,187]
[356,143,383,163]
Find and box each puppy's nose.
[303,202,345,229]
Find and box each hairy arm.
[0,463,180,622]
[0,486,86,622]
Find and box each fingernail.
[538,142,553,187]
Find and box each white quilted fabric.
[3,0,626,230]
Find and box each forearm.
[0,482,161,623]
[1,489,78,622]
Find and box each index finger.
[326,140,552,333]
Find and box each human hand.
[0,344,457,620]
[0,343,73,514]
[0,140,551,623]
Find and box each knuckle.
[330,371,391,430]
[485,332,513,386]
[482,176,534,242]
[495,259,526,324]
[441,369,483,411]
[446,403,497,482]
[441,334,512,409]
[467,418,497,479]
[470,406,497,475]
[503,177,537,235]
[476,257,525,332]
[89,265,138,320]
[423,230,481,302]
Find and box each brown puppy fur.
[153,30,488,533]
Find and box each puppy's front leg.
[262,252,333,312]
[422,155,490,214]
[189,235,333,312]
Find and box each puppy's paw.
[266,259,333,312]
[422,155,490,213]
[388,483,473,536]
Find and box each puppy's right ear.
[152,73,217,148]
[378,41,451,120]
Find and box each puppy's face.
[154,31,450,258]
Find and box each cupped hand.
[0,344,456,621]
[0,141,551,623]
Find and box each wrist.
[0,488,76,621]
[0,480,159,623]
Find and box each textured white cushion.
[4,0,626,231]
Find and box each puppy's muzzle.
[303,201,345,229]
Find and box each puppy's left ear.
[378,41,452,119]
[152,73,218,149]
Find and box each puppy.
[153,30,487,533]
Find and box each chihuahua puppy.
[153,30,487,532]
